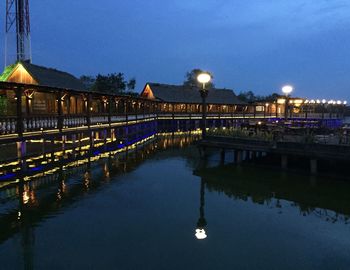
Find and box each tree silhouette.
[183,68,214,89]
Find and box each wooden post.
[108,96,112,127]
[72,134,77,156]
[16,87,23,136]
[51,138,55,161]
[25,95,31,116]
[67,95,71,115]
[57,90,63,131]
[87,94,92,128]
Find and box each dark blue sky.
[1,0,349,100]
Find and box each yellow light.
[277,98,286,104]
[197,73,211,84]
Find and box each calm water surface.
[0,137,350,270]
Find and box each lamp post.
[197,72,212,138]
[282,85,293,122]
[321,99,327,119]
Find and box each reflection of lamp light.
[195,228,207,240]
[195,178,207,240]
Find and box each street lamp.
[282,85,293,121]
[321,99,327,119]
[197,72,212,138]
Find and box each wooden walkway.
[197,136,350,173]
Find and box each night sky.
[0,0,349,100]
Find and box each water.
[0,136,350,270]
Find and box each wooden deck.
[197,135,350,161]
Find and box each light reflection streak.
[0,133,198,192]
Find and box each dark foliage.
[237,91,280,102]
[80,73,136,94]
[183,68,214,89]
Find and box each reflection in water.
[196,164,350,224]
[1,134,350,269]
[195,178,207,240]
[0,135,199,269]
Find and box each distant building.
[0,61,86,115]
[141,83,245,105]
[0,61,85,90]
[141,83,246,105]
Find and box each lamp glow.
[337,100,342,105]
[197,73,211,85]
[322,99,327,104]
[195,228,207,240]
[344,101,347,105]
[282,85,293,95]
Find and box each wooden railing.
[0,81,345,136]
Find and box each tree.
[183,68,214,89]
[80,73,136,94]
[263,93,280,101]
[127,78,136,91]
[237,91,256,102]
[80,75,95,90]
[237,91,280,102]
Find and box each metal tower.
[5,0,31,65]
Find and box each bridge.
[0,79,346,178]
